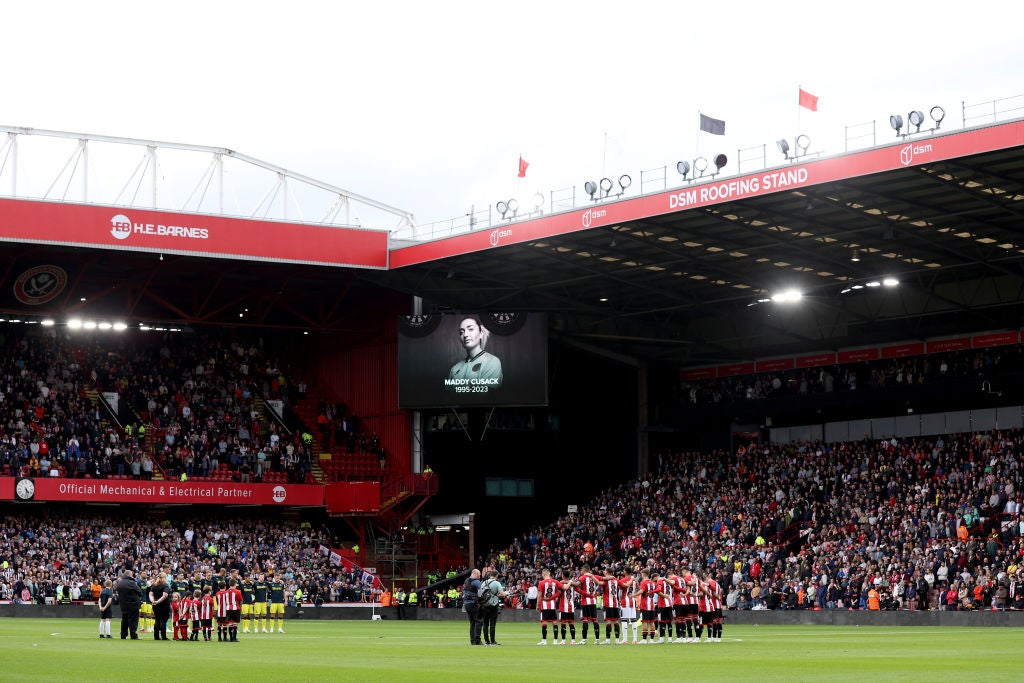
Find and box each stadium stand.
[5,324,1024,613]
[470,430,1024,613]
[0,509,374,606]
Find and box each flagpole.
[517,151,521,196]
[696,111,701,158]
[602,131,607,179]
[797,85,803,135]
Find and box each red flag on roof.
[518,156,529,178]
[799,88,819,111]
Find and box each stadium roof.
[2,120,1024,370]
[376,119,1024,367]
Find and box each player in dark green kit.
[173,573,191,599]
[138,571,153,633]
[253,575,269,632]
[241,577,256,633]
[268,576,286,633]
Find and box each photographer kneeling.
[479,570,508,646]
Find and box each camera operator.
[479,570,508,646]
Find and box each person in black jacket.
[149,572,171,640]
[462,569,483,645]
[115,570,144,640]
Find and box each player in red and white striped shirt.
[171,592,187,641]
[216,586,229,642]
[618,568,639,644]
[682,569,700,641]
[699,572,723,642]
[653,570,674,642]
[198,587,215,642]
[188,589,201,641]
[557,569,579,645]
[595,567,622,644]
[634,569,659,643]
[668,569,687,642]
[575,564,603,644]
[536,569,564,645]
[220,579,243,642]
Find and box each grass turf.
[0,618,1019,682]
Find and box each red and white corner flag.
[518,156,529,178]
[798,88,819,112]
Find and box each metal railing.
[392,93,1024,245]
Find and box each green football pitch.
[0,618,1019,682]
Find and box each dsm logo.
[899,142,933,167]
[581,208,607,228]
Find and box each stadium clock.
[15,477,35,501]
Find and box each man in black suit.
[115,569,144,640]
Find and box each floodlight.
[890,114,904,135]
[694,157,709,176]
[496,201,509,218]
[930,106,945,127]
[113,322,128,331]
[795,134,811,155]
[713,154,728,171]
[866,281,881,287]
[908,110,925,132]
[850,250,861,262]
[882,277,899,287]
[585,181,598,199]
[507,199,518,213]
[676,160,691,178]
[771,289,803,303]
[68,319,83,329]
[41,319,55,327]
[599,177,614,196]
[776,139,790,159]
[533,192,544,210]
[618,174,631,192]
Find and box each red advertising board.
[679,367,716,381]
[9,477,325,506]
[756,358,795,373]
[324,481,381,514]
[926,337,970,353]
[795,352,837,368]
[882,342,925,359]
[718,362,756,377]
[0,198,388,269]
[391,121,1024,268]
[838,348,880,363]
[972,331,1019,348]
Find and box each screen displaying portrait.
[397,312,548,408]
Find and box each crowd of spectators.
[479,429,1024,613]
[0,327,113,479]
[0,509,376,606]
[81,333,317,484]
[681,346,1023,407]
[0,326,330,484]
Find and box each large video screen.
[398,312,548,408]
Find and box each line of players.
[137,571,289,640]
[536,564,724,645]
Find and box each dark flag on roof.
[699,113,726,135]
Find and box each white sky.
[2,1,1023,230]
